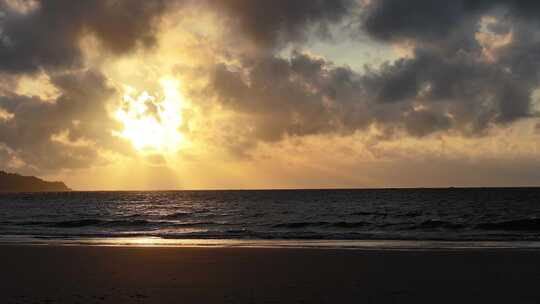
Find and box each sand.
[1,245,540,303]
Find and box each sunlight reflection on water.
[3,236,540,250]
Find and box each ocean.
[2,188,540,248]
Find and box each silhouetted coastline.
[0,171,70,192]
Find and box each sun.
[113,77,186,153]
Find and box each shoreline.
[3,236,540,250]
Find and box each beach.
[2,245,540,303]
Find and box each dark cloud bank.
[0,0,168,73]
[210,0,540,142]
[1,0,540,172]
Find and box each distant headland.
[0,171,71,192]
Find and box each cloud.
[208,45,533,147]
[0,0,176,171]
[0,0,170,74]
[0,69,130,171]
[362,1,540,43]
[207,0,355,49]
[202,0,540,150]
[2,0,540,177]
[360,0,540,127]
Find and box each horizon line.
[47,185,540,192]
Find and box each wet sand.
[1,245,540,303]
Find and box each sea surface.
[2,189,540,248]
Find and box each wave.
[171,221,221,227]
[162,212,192,219]
[413,220,464,230]
[51,219,154,228]
[350,211,387,217]
[10,219,159,228]
[1,220,109,228]
[477,218,540,231]
[272,221,370,229]
[101,220,159,227]
[6,219,229,229]
[12,218,540,233]
[331,222,371,228]
[13,221,49,226]
[273,222,329,228]
[50,219,105,228]
[122,214,144,218]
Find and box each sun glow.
[113,78,186,152]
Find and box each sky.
[1,0,540,190]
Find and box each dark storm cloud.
[0,0,169,73]
[363,0,483,43]
[363,0,540,43]
[210,53,342,142]
[360,0,540,130]
[205,0,540,146]
[210,50,513,142]
[367,48,533,131]
[208,0,355,48]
